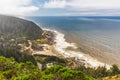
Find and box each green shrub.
[41,74,54,80]
[43,65,94,80]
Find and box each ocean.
[28,16,120,67]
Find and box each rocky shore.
[21,27,109,70]
[41,29,111,69]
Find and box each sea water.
[28,16,120,67]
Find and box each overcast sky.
[0,0,120,16]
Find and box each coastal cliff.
[0,15,43,40]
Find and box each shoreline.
[25,18,111,69]
[43,28,111,69]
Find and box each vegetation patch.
[0,56,94,80]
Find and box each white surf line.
[24,18,111,69]
[43,28,111,69]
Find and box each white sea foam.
[43,28,111,69]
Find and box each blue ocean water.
[28,16,120,66]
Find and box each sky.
[0,0,120,16]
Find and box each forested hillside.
[0,15,43,40]
[0,56,93,80]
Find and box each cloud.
[0,0,39,16]
[43,0,66,8]
[44,0,120,9]
[43,0,120,15]
[68,0,120,9]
